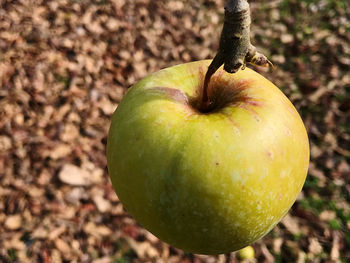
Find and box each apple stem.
[200,53,224,112]
[202,0,274,111]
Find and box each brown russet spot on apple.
[285,127,292,136]
[278,193,283,200]
[267,150,274,159]
[254,115,262,122]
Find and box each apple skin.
[237,246,255,260]
[107,60,309,255]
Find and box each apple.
[107,60,309,255]
[237,246,255,260]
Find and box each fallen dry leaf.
[58,164,93,186]
[4,214,22,230]
[281,214,300,234]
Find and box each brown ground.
[1,0,349,262]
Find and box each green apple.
[107,60,309,255]
[237,246,255,260]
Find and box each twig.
[200,0,273,111]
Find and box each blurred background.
[0,0,349,262]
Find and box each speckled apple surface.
[107,60,309,255]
